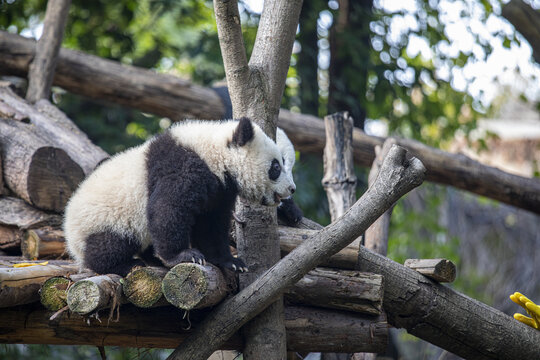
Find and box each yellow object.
[12,261,49,268]
[510,292,540,329]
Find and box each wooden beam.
[1,31,539,214]
[0,304,388,353]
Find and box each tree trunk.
[1,30,539,213]
[21,227,66,260]
[26,0,71,103]
[66,274,125,315]
[167,145,424,360]
[0,259,78,308]
[0,304,387,353]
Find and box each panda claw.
[191,257,196,263]
[243,267,249,273]
[232,264,237,271]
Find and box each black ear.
[232,117,254,146]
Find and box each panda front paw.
[163,248,206,267]
[215,257,248,273]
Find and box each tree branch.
[26,0,71,103]
[167,145,425,360]
[502,0,540,64]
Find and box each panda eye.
[269,159,281,181]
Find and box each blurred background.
[1,0,539,359]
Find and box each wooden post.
[40,272,94,311]
[322,112,357,222]
[404,258,457,283]
[122,266,168,308]
[21,227,66,260]
[26,0,71,103]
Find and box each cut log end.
[162,263,227,310]
[27,147,84,212]
[404,258,457,283]
[123,266,166,308]
[40,276,70,311]
[66,279,102,314]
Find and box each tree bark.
[502,0,540,64]
[21,227,66,260]
[0,304,387,353]
[0,259,78,308]
[122,266,168,308]
[1,31,539,213]
[403,258,456,283]
[25,0,71,103]
[0,197,62,230]
[213,0,304,358]
[167,145,425,360]
[66,274,125,315]
[322,112,357,222]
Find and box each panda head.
[228,117,296,206]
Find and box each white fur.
[64,119,295,267]
[276,127,296,190]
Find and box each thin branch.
[213,0,250,116]
[26,0,71,103]
[166,145,425,360]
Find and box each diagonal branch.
[167,145,426,360]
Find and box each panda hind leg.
[83,231,144,277]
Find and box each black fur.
[145,132,245,271]
[84,230,144,276]
[231,117,254,146]
[277,197,303,225]
[269,159,281,181]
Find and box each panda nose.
[289,186,295,194]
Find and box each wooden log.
[66,274,124,315]
[122,266,168,308]
[0,259,78,308]
[0,225,24,252]
[0,197,62,229]
[0,117,84,212]
[0,304,387,353]
[162,263,230,310]
[286,268,383,315]
[322,112,357,222]
[161,263,383,315]
[26,0,71,103]
[1,86,109,176]
[279,226,358,270]
[21,227,66,260]
[404,258,457,283]
[40,272,95,311]
[1,30,539,213]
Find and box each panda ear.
[232,117,254,146]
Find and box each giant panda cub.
[64,117,296,276]
[276,128,303,225]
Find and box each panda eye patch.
[269,159,281,181]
